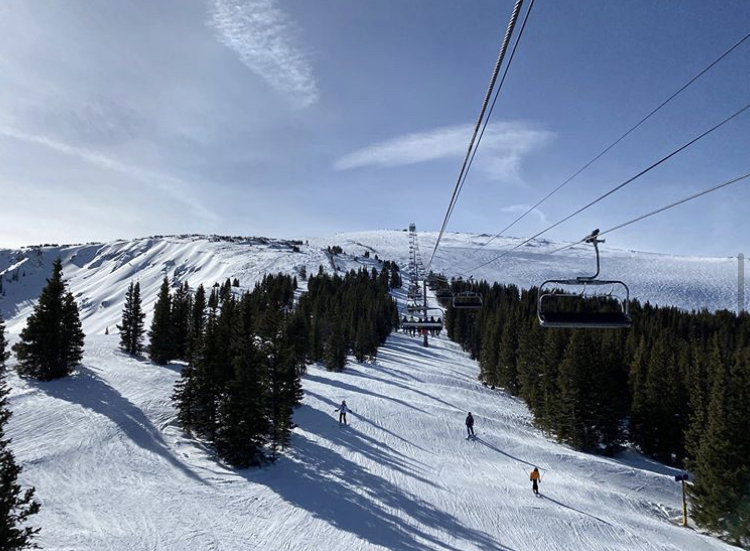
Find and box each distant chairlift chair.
[452,291,483,310]
[537,230,632,329]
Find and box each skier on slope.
[334,400,350,425]
[465,412,475,438]
[530,467,541,496]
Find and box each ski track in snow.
[1,232,740,550]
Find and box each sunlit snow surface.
[1,232,740,550]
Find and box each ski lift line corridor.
[404,223,445,347]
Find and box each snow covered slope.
[7,332,735,551]
[308,231,741,314]
[1,232,742,550]
[0,231,741,338]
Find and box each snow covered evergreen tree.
[170,282,192,361]
[148,276,173,364]
[13,259,85,381]
[117,281,146,355]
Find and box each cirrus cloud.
[209,0,318,108]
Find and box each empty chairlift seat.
[537,280,632,329]
[536,230,632,329]
[452,291,482,310]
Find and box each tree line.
[118,265,400,468]
[442,278,750,545]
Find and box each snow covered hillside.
[0,232,743,550]
[0,231,742,337]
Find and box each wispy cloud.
[0,124,219,223]
[209,0,318,108]
[334,121,552,181]
[500,203,548,225]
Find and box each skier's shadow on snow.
[472,438,537,469]
[540,495,614,527]
[252,432,518,551]
[35,365,205,484]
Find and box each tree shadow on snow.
[113,349,185,374]
[305,374,429,415]
[609,449,684,478]
[36,365,205,484]
[383,341,447,363]
[251,432,517,551]
[294,403,436,487]
[348,367,461,412]
[304,390,433,456]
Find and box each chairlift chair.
[401,307,445,330]
[406,303,429,314]
[452,291,483,310]
[537,230,632,329]
[436,288,453,300]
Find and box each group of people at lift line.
[466,412,543,496]
[332,402,542,496]
[401,316,442,337]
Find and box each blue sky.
[1,0,749,257]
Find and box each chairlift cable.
[442,0,537,237]
[427,0,526,273]
[549,171,750,255]
[472,28,750,254]
[461,99,750,275]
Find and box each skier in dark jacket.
[334,400,350,425]
[465,412,475,438]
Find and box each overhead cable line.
[461,99,750,275]
[472,28,750,254]
[549,171,750,255]
[426,0,526,272]
[441,0,537,241]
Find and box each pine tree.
[187,284,206,363]
[0,320,41,548]
[13,259,85,380]
[496,312,519,394]
[170,282,192,361]
[690,350,747,542]
[323,323,347,371]
[0,313,8,373]
[148,276,173,364]
[214,316,268,467]
[117,281,146,355]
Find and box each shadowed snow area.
[1,232,740,550]
[7,332,734,550]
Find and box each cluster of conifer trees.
[442,278,750,544]
[298,265,400,370]
[135,265,398,468]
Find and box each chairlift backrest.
[536,230,631,329]
[452,291,482,310]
